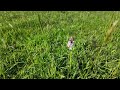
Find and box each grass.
[0,11,120,79]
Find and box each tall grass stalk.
[93,20,119,73]
[104,20,119,43]
[38,14,43,32]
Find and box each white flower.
[67,36,74,50]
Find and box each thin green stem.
[67,51,72,78]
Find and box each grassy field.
[0,11,120,79]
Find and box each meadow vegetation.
[0,11,120,79]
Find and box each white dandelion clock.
[67,36,74,50]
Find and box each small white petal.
[67,41,74,50]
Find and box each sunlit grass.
[0,11,120,79]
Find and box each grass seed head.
[104,20,119,42]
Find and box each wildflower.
[67,36,74,50]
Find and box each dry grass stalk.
[104,20,119,42]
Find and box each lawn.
[0,11,120,79]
